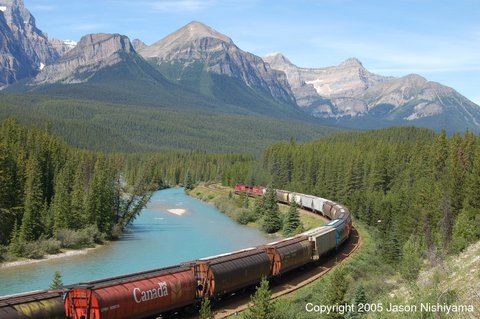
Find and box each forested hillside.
[262,126,480,261]
[0,94,339,154]
[0,119,158,260]
[0,119,261,261]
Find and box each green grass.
[188,184,325,234]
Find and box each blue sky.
[25,0,479,105]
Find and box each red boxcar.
[234,184,264,197]
[234,184,246,194]
[65,266,196,319]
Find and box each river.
[0,188,274,296]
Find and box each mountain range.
[1,0,479,138]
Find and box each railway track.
[188,184,362,318]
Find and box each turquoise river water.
[0,188,274,296]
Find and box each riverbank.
[0,245,104,269]
[0,187,274,296]
[188,183,326,234]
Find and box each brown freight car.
[65,265,196,319]
[0,290,65,319]
[263,236,313,276]
[189,248,271,299]
[275,190,290,204]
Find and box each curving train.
[0,185,352,319]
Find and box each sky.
[24,0,480,105]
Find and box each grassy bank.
[261,222,479,319]
[188,184,325,235]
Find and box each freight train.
[0,185,352,319]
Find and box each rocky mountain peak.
[32,33,135,85]
[139,20,233,59]
[263,52,295,67]
[403,73,427,84]
[77,33,133,54]
[178,20,232,43]
[132,38,147,51]
[49,38,77,57]
[339,57,363,68]
[0,0,58,86]
[138,22,296,105]
[1,0,37,34]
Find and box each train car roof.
[71,265,188,290]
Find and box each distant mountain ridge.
[0,0,479,134]
[32,33,135,85]
[138,21,296,106]
[264,53,480,133]
[0,0,58,86]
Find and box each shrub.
[57,225,106,249]
[41,238,62,254]
[83,225,106,244]
[237,209,258,225]
[22,242,45,259]
[0,245,7,261]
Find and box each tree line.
[0,119,154,259]
[0,118,260,260]
[261,126,480,274]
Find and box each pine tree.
[85,157,115,235]
[399,235,422,281]
[8,220,22,256]
[433,129,449,181]
[242,193,250,208]
[51,166,73,236]
[253,196,265,218]
[439,192,453,249]
[199,297,214,319]
[49,271,63,289]
[323,268,348,319]
[284,200,301,235]
[20,156,44,242]
[244,278,277,319]
[262,187,282,233]
[347,285,368,318]
[184,172,194,191]
[70,160,86,230]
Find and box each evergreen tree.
[236,191,247,207]
[85,157,116,235]
[8,220,22,256]
[51,166,73,235]
[439,192,454,249]
[433,129,449,181]
[49,271,63,289]
[184,172,194,191]
[70,161,86,230]
[450,208,480,252]
[262,187,282,233]
[199,297,214,319]
[323,268,348,319]
[244,278,277,319]
[399,235,422,281]
[284,200,301,235]
[253,196,265,217]
[347,285,368,318]
[243,193,250,208]
[20,156,44,242]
